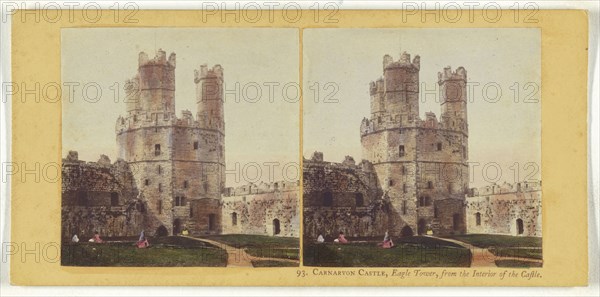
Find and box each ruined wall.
[302,153,391,239]
[466,181,542,237]
[61,151,147,241]
[221,181,300,237]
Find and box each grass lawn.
[303,236,471,267]
[489,247,543,260]
[445,234,542,248]
[251,260,299,267]
[495,259,543,268]
[203,234,300,260]
[61,236,227,267]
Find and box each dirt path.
[183,236,254,267]
[428,236,543,267]
[431,236,498,267]
[183,236,300,267]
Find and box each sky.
[302,28,541,188]
[62,28,300,187]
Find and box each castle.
[61,50,540,241]
[303,52,540,239]
[61,50,299,239]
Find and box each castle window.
[403,183,407,193]
[157,200,162,214]
[189,207,194,218]
[402,200,407,215]
[323,192,333,207]
[434,206,439,218]
[437,142,442,151]
[476,212,482,226]
[428,181,433,189]
[184,180,189,188]
[175,196,186,207]
[157,165,162,174]
[419,196,431,207]
[388,179,394,187]
[111,192,119,206]
[133,115,137,121]
[232,212,238,226]
[402,165,407,175]
[145,179,149,186]
[462,145,467,158]
[399,145,405,157]
[158,183,162,192]
[355,193,364,207]
[193,141,199,150]
[154,144,161,156]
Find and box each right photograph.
[302,29,542,268]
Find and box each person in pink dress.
[136,230,149,248]
[336,231,348,244]
[381,231,394,249]
[92,231,103,243]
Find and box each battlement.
[369,78,384,95]
[303,151,374,173]
[382,51,420,71]
[116,110,216,135]
[467,180,542,197]
[438,66,467,83]
[138,49,176,68]
[222,180,299,197]
[194,64,224,83]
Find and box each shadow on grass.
[303,236,471,267]
[61,236,227,267]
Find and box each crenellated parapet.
[303,151,375,174]
[467,180,542,197]
[383,52,420,71]
[138,49,176,68]
[222,180,300,197]
[438,66,467,83]
[194,64,224,83]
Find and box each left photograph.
[60,28,300,267]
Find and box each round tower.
[138,49,176,115]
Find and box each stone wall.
[61,151,147,241]
[466,181,542,236]
[302,153,391,239]
[221,181,300,237]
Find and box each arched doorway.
[400,225,414,237]
[173,219,182,235]
[417,219,427,235]
[273,219,281,235]
[156,225,168,237]
[453,213,461,231]
[516,218,524,235]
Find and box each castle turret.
[195,64,224,133]
[137,49,176,115]
[377,52,420,126]
[439,66,468,133]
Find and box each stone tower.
[361,52,468,237]
[116,50,225,236]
